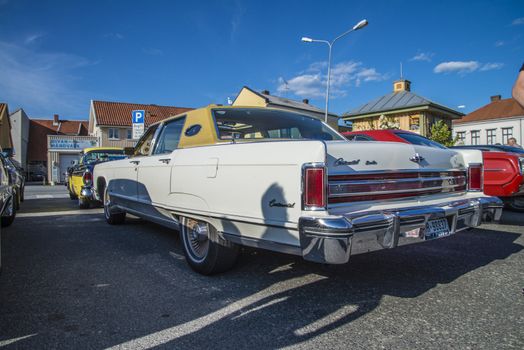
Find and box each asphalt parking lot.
[0,185,523,349]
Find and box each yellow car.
[67,147,126,208]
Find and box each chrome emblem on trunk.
[410,153,425,163]
[335,158,360,166]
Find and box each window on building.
[409,116,420,130]
[486,129,497,145]
[127,129,133,139]
[471,130,480,145]
[108,128,120,140]
[502,127,513,145]
[456,131,466,143]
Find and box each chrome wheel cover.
[183,218,210,263]
[511,197,524,209]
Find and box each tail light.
[303,165,326,209]
[467,164,483,191]
[83,171,93,186]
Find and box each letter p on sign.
[132,110,145,124]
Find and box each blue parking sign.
[132,110,145,124]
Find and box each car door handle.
[129,160,140,165]
[159,158,171,164]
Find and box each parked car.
[68,147,126,209]
[0,158,12,271]
[0,153,24,211]
[94,106,502,275]
[0,154,16,228]
[343,130,524,212]
[451,146,524,212]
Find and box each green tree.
[429,120,459,147]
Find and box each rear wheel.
[1,195,16,227]
[69,189,77,200]
[180,217,239,275]
[14,189,20,210]
[103,188,126,225]
[78,197,90,209]
[506,196,524,212]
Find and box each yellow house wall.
[350,112,429,135]
[0,107,13,150]
[232,89,267,107]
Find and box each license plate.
[424,218,451,240]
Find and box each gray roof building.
[343,85,463,119]
[341,79,464,136]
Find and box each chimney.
[393,79,411,93]
[302,99,309,104]
[261,90,270,95]
[53,114,59,126]
[490,95,501,102]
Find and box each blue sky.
[0,0,523,120]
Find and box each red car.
[343,129,524,211]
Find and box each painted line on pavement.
[24,194,71,200]
[17,209,104,218]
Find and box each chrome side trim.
[222,232,301,256]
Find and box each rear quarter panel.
[483,151,523,197]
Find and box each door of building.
[59,154,79,183]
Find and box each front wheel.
[506,196,524,212]
[103,189,126,225]
[180,217,239,275]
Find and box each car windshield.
[82,150,126,164]
[396,133,447,149]
[213,108,344,141]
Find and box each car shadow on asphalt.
[2,203,523,349]
[151,227,522,349]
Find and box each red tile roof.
[453,98,524,124]
[28,119,88,162]
[92,100,193,127]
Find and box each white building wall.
[453,116,524,146]
[9,109,30,168]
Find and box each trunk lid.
[326,141,465,174]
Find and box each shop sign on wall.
[49,139,98,150]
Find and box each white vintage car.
[93,105,502,275]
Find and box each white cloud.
[24,33,45,45]
[494,40,505,47]
[480,62,504,71]
[0,41,93,116]
[433,61,480,74]
[433,61,504,74]
[230,0,245,43]
[142,48,163,56]
[511,17,524,25]
[277,61,387,98]
[410,52,434,62]
[104,33,124,40]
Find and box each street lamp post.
[301,19,368,123]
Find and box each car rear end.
[298,141,502,264]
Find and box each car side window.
[134,125,159,157]
[153,117,187,155]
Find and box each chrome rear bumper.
[80,186,97,201]
[299,196,503,264]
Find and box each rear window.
[213,108,343,141]
[396,133,447,149]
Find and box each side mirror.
[123,147,135,156]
